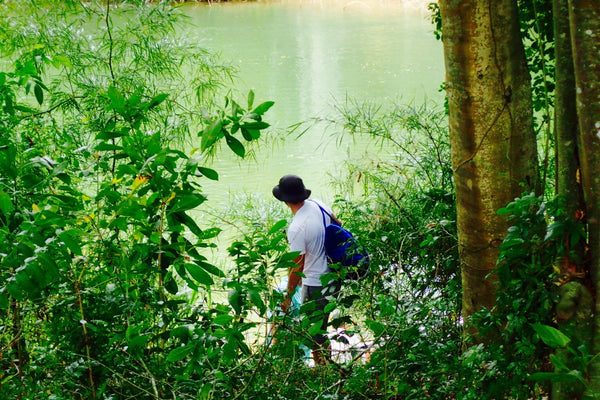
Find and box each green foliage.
[314,100,464,398]
[0,1,276,398]
[463,193,590,398]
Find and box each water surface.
[182,0,444,204]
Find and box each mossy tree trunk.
[438,0,539,323]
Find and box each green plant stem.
[75,277,96,398]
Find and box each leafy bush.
[0,1,273,398]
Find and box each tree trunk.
[553,2,590,397]
[554,0,583,211]
[567,1,600,397]
[439,0,539,321]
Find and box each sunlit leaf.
[268,219,288,234]
[184,263,214,286]
[247,90,255,109]
[251,101,274,115]
[200,119,222,151]
[197,166,219,180]
[149,93,169,109]
[131,175,149,192]
[225,134,245,158]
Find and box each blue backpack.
[310,201,369,280]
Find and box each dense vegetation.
[0,0,591,399]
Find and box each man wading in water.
[272,174,339,366]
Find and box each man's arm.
[282,254,304,312]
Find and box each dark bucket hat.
[272,175,311,203]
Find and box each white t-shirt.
[287,199,333,287]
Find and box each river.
[180,0,445,207]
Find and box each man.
[272,174,338,365]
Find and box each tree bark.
[567,1,600,397]
[554,0,583,211]
[553,2,588,396]
[439,0,539,321]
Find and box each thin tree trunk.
[554,0,583,210]
[567,1,600,397]
[439,0,538,322]
[553,2,590,397]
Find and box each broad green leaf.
[528,372,578,383]
[164,275,178,295]
[107,86,125,113]
[249,289,266,315]
[170,212,204,238]
[184,263,214,286]
[248,129,261,139]
[309,320,325,336]
[225,134,245,158]
[95,130,127,141]
[34,84,43,105]
[532,323,571,348]
[241,127,253,141]
[3,94,14,115]
[194,261,225,278]
[0,191,14,216]
[58,229,83,256]
[197,166,219,181]
[0,291,8,310]
[280,251,302,261]
[171,193,206,212]
[149,93,169,109]
[213,314,234,326]
[268,219,288,234]
[247,90,255,109]
[365,319,386,337]
[251,101,274,115]
[199,227,222,240]
[95,142,123,152]
[52,55,73,69]
[229,289,242,315]
[200,119,222,151]
[167,343,195,362]
[242,121,270,130]
[6,280,26,301]
[550,353,570,371]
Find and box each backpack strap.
[309,199,332,228]
[308,199,338,227]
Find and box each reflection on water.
[181,0,444,206]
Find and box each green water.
[182,0,444,205]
